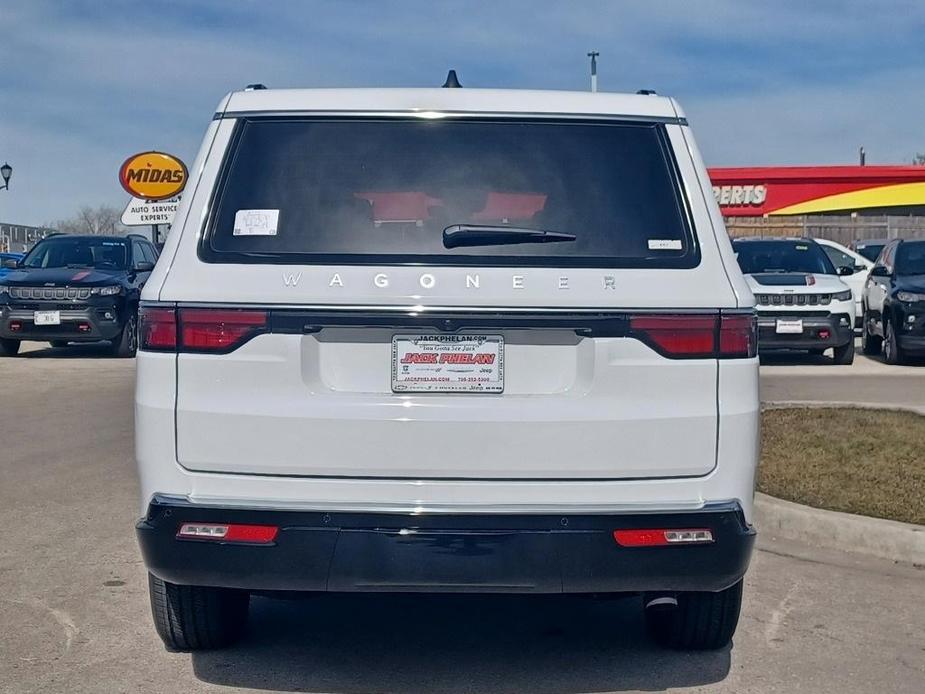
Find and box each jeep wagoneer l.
[135,82,759,651]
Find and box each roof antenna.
[442,70,462,88]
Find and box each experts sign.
[119,151,188,201]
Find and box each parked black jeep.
[0,234,158,357]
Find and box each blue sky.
[3,0,925,226]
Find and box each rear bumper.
[136,496,755,594]
[756,313,853,350]
[0,304,124,341]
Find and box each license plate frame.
[391,334,504,393]
[775,318,803,334]
[34,310,61,326]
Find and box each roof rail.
[244,83,267,91]
[636,89,657,95]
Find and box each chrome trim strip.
[213,109,688,125]
[155,493,737,516]
[140,300,729,314]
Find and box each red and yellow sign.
[708,165,925,217]
[119,151,188,201]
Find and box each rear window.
[733,240,836,275]
[202,118,697,268]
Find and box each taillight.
[719,314,757,358]
[138,307,267,353]
[139,307,177,350]
[629,315,716,358]
[177,523,278,544]
[179,309,267,352]
[613,528,714,547]
[629,313,756,359]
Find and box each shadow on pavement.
[759,351,836,366]
[19,342,122,359]
[192,594,731,693]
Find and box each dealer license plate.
[391,334,504,393]
[34,310,61,326]
[775,318,803,334]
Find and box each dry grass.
[759,408,925,525]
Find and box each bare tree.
[914,153,925,166]
[51,205,127,236]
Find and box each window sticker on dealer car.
[233,209,279,236]
[391,335,504,393]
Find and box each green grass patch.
[759,408,925,525]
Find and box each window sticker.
[233,209,279,236]
[647,239,683,250]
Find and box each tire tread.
[645,580,743,650]
[147,573,248,651]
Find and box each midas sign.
[119,151,188,201]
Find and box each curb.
[762,399,925,416]
[757,401,925,564]
[754,492,925,565]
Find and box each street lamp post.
[0,162,11,190]
[587,51,599,92]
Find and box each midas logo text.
[119,151,188,201]
[125,168,184,184]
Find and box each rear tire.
[148,573,249,651]
[832,339,855,365]
[861,312,882,355]
[50,340,69,349]
[110,312,138,358]
[644,580,743,650]
[883,320,905,365]
[0,338,21,357]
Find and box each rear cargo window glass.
[203,118,696,267]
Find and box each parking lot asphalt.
[760,339,925,408]
[2,342,924,694]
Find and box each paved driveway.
[1,343,923,693]
[760,341,925,408]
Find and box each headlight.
[91,285,122,296]
[833,290,852,302]
[897,291,925,303]
[0,284,9,295]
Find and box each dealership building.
[708,165,925,218]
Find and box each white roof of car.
[218,88,684,121]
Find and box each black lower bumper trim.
[898,334,925,354]
[1,306,123,341]
[757,314,853,350]
[136,497,755,594]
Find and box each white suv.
[135,82,759,652]
[732,237,856,364]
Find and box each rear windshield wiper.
[443,224,576,249]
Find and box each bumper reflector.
[177,523,278,544]
[613,528,714,547]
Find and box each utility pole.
[587,51,599,92]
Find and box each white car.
[814,237,873,327]
[732,237,856,363]
[134,79,759,652]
